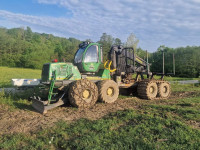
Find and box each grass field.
[0,66,199,88]
[132,74,199,81]
[0,67,200,150]
[0,67,41,88]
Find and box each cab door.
[82,44,101,72]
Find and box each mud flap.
[32,98,65,114]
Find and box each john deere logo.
[89,64,94,70]
[89,66,94,70]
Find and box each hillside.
[0,27,81,69]
[0,27,200,77]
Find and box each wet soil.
[0,91,199,135]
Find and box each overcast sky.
[0,0,200,52]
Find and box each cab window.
[84,45,98,63]
[74,48,85,63]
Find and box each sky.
[0,0,200,52]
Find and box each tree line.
[0,27,199,77]
[150,45,200,78]
[0,27,81,69]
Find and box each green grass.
[153,75,199,81]
[0,66,41,88]
[171,83,200,92]
[0,84,200,150]
[132,74,199,81]
[0,66,198,88]
[142,102,200,122]
[163,76,199,81]
[0,90,33,111]
[0,110,199,150]
[0,67,200,149]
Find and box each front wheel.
[68,79,98,108]
[97,80,119,103]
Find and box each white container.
[12,79,41,87]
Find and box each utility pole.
[146,50,149,77]
[173,53,175,75]
[162,50,164,74]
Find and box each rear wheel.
[137,81,158,100]
[158,82,171,99]
[68,79,98,108]
[97,80,119,103]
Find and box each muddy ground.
[0,91,199,135]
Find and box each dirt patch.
[187,120,200,130]
[0,98,140,135]
[170,91,199,99]
[0,91,199,135]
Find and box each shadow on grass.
[1,87,75,113]
[177,103,193,107]
[0,82,12,88]
[12,101,34,111]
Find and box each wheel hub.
[149,86,154,93]
[107,87,114,96]
[82,89,90,99]
[162,86,167,93]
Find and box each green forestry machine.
[32,42,171,113]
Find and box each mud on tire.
[97,80,119,103]
[137,80,158,100]
[158,82,171,99]
[68,79,98,108]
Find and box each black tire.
[137,81,158,100]
[68,79,98,108]
[158,82,171,99]
[119,88,132,96]
[97,80,119,103]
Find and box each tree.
[32,34,41,43]
[54,44,64,61]
[137,47,147,59]
[125,33,139,50]
[25,26,32,42]
[114,38,122,45]
[1,26,200,77]
[98,33,114,61]
[0,27,81,69]
[85,39,93,42]
[157,45,166,52]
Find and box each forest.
[0,27,199,77]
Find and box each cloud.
[0,0,200,51]
[191,0,200,3]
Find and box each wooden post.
[163,51,164,74]
[173,53,175,75]
[146,50,149,78]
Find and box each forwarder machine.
[32,42,171,113]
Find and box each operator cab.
[74,42,102,73]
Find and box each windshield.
[74,48,85,63]
[84,45,98,62]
